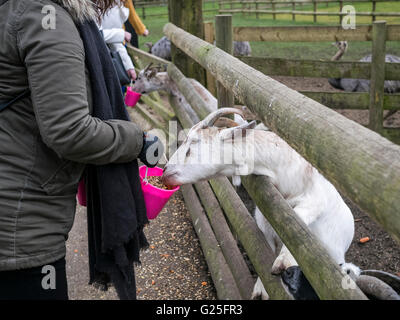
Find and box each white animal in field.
[162,107,360,299]
[145,36,252,60]
[144,36,171,61]
[328,41,400,93]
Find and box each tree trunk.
[168,0,206,85]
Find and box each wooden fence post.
[142,6,146,19]
[313,0,317,23]
[271,0,276,20]
[369,21,386,134]
[292,1,295,21]
[272,0,276,20]
[256,0,259,19]
[372,1,377,22]
[339,0,343,25]
[168,0,206,85]
[204,21,217,97]
[215,15,234,109]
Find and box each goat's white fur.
[163,108,360,299]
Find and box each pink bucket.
[77,179,87,207]
[139,165,180,220]
[124,87,141,107]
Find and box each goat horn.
[144,62,153,72]
[361,270,400,294]
[356,275,400,300]
[201,107,244,128]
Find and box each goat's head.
[332,40,348,52]
[162,108,256,188]
[131,63,166,94]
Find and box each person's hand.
[138,132,164,168]
[127,68,136,80]
[124,31,132,43]
[143,29,149,37]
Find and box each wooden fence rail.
[218,0,400,23]
[159,44,367,299]
[204,21,400,143]
[232,24,400,41]
[237,56,400,80]
[163,22,400,247]
[135,0,219,19]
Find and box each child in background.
[124,0,149,48]
[101,0,149,80]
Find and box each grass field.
[135,1,400,61]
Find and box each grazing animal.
[213,40,252,56]
[162,108,360,299]
[144,36,171,61]
[131,64,215,121]
[145,36,252,60]
[328,41,400,93]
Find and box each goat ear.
[145,67,158,79]
[219,120,256,141]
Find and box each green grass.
[136,1,400,61]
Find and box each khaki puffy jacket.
[0,0,144,271]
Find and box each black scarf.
[77,20,148,300]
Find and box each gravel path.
[66,192,217,300]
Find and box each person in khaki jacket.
[0,0,162,300]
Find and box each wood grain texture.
[194,181,255,300]
[215,15,235,110]
[369,21,386,133]
[181,184,243,300]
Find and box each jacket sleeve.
[102,28,125,44]
[111,43,135,71]
[17,1,143,165]
[125,0,147,36]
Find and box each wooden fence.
[127,19,400,300]
[218,0,400,23]
[162,21,400,299]
[135,0,219,19]
[128,45,366,300]
[203,21,400,144]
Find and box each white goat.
[132,64,260,187]
[132,65,267,188]
[162,108,360,299]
